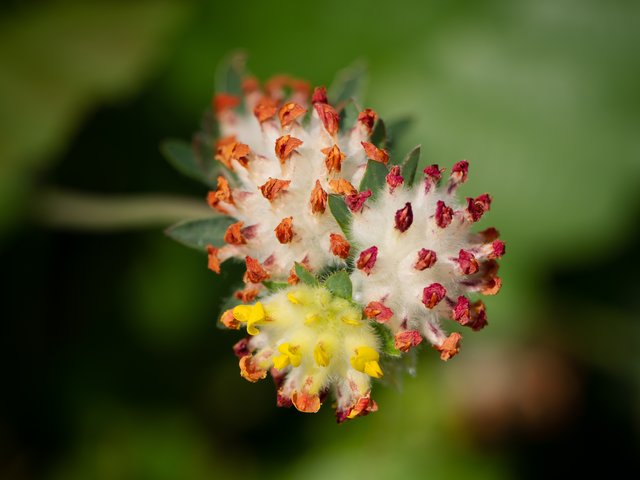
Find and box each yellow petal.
[289,352,302,367]
[273,354,290,370]
[341,313,361,326]
[246,322,260,336]
[350,346,380,373]
[313,342,331,367]
[356,346,379,361]
[233,302,266,336]
[287,293,300,304]
[232,302,265,323]
[276,343,302,368]
[364,360,383,378]
[304,313,321,325]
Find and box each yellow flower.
[273,342,302,370]
[351,346,383,378]
[228,284,383,421]
[232,302,266,335]
[313,342,331,367]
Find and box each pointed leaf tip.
[215,51,246,96]
[294,263,319,286]
[370,322,402,357]
[370,119,387,148]
[161,139,201,181]
[401,145,421,186]
[165,216,235,251]
[328,60,367,106]
[262,280,289,292]
[386,117,413,159]
[328,194,352,236]
[323,270,352,299]
[359,159,389,199]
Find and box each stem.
[36,189,214,231]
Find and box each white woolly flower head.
[164,56,506,422]
[205,74,382,289]
[349,161,504,359]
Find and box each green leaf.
[370,119,387,148]
[215,51,246,95]
[400,145,421,187]
[359,159,389,199]
[165,216,234,251]
[323,270,352,299]
[339,99,361,134]
[294,263,319,286]
[328,194,351,236]
[329,60,367,106]
[262,280,289,292]
[370,322,402,358]
[386,117,413,158]
[192,132,224,186]
[161,138,216,187]
[199,108,219,139]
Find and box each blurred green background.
[1,0,639,478]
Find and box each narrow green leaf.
[199,108,219,138]
[328,194,351,236]
[161,139,204,182]
[329,61,367,106]
[359,159,389,199]
[192,132,223,187]
[386,117,413,159]
[370,119,387,148]
[165,216,234,251]
[370,322,402,357]
[400,145,421,187]
[323,270,352,299]
[161,132,224,188]
[262,281,289,292]
[215,51,245,95]
[339,99,361,134]
[294,263,319,286]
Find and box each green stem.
[36,189,214,231]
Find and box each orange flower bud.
[259,178,291,201]
[328,178,356,195]
[322,145,345,174]
[224,221,246,245]
[244,256,270,284]
[436,332,462,361]
[253,96,278,123]
[310,180,328,214]
[206,245,221,274]
[329,233,351,259]
[361,141,389,164]
[275,135,303,164]
[278,102,306,128]
[275,217,294,244]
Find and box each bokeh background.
[1,0,639,478]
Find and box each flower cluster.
[350,160,504,359]
[165,59,505,422]
[224,283,380,421]
[206,76,378,288]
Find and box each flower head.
[208,74,379,284]
[227,283,381,421]
[349,161,504,357]
[165,56,506,422]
